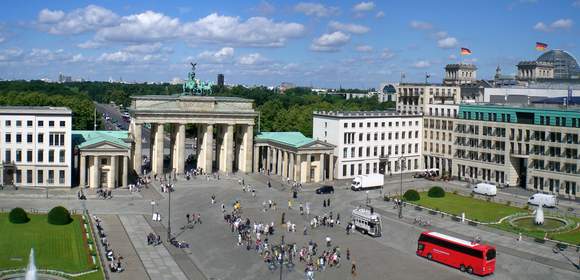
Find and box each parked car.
[472,183,497,196]
[528,193,557,208]
[316,185,335,194]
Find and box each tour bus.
[416,231,496,276]
[351,207,382,237]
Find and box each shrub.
[427,186,445,198]
[452,190,458,195]
[506,201,511,206]
[9,207,29,224]
[47,206,72,225]
[403,189,420,201]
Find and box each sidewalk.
[97,215,150,280]
[119,215,189,280]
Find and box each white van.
[472,183,497,196]
[527,193,557,208]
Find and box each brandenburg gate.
[129,95,257,176]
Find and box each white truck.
[351,174,384,191]
[472,183,497,196]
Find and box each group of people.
[146,232,161,246]
[310,212,340,229]
[96,189,112,199]
[94,216,124,273]
[160,183,174,193]
[185,167,204,180]
[128,176,149,192]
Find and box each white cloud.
[181,13,305,47]
[77,40,102,49]
[437,37,458,49]
[329,21,369,34]
[68,54,85,63]
[551,19,573,29]
[432,31,448,39]
[534,19,573,32]
[413,60,431,68]
[353,1,375,12]
[380,48,395,59]
[0,48,23,62]
[98,51,164,64]
[410,20,433,30]
[294,2,339,17]
[356,45,373,52]
[37,5,119,35]
[96,11,180,43]
[238,53,266,65]
[310,31,350,52]
[124,43,172,54]
[197,47,235,63]
[252,1,276,15]
[37,9,65,23]
[375,11,385,18]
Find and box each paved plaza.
[0,174,578,279]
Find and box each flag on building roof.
[535,42,548,51]
[460,47,472,55]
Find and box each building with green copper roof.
[255,132,316,148]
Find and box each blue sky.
[0,0,578,88]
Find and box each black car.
[315,185,334,194]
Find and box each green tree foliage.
[428,186,446,198]
[403,189,421,201]
[9,207,30,224]
[47,206,72,225]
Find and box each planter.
[451,216,461,222]
[468,221,478,226]
[415,206,422,211]
[534,238,546,244]
[429,210,437,215]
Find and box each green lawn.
[0,213,103,279]
[411,192,526,223]
[493,217,580,245]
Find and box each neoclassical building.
[254,132,335,183]
[129,95,257,176]
[73,131,131,189]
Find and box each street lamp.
[279,235,285,280]
[399,156,405,219]
[167,174,172,241]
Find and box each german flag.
[536,42,548,51]
[460,47,472,55]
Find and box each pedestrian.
[186,213,190,224]
[323,200,327,208]
[346,248,350,260]
[211,194,215,204]
[518,232,522,242]
[327,198,331,207]
[268,180,272,188]
[299,203,304,215]
[351,262,357,277]
[281,212,286,225]
[288,199,292,209]
[221,203,225,213]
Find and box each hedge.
[47,206,72,225]
[403,189,420,201]
[9,207,30,224]
[428,186,445,198]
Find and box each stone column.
[272,148,278,175]
[288,153,294,182]
[220,124,234,173]
[150,124,156,173]
[266,147,271,173]
[79,155,86,187]
[305,154,312,183]
[154,123,164,176]
[294,154,302,182]
[278,149,283,176]
[318,153,325,182]
[175,123,186,174]
[122,156,128,188]
[133,123,142,174]
[282,151,289,178]
[109,156,117,189]
[91,155,100,189]
[253,146,259,173]
[201,124,214,173]
[328,154,334,181]
[241,125,254,173]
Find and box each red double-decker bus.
[416,231,496,276]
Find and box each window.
[15,170,21,183]
[342,165,347,176]
[359,134,363,141]
[38,120,44,127]
[37,149,43,162]
[49,133,65,146]
[367,122,371,128]
[16,120,22,127]
[60,121,65,127]
[27,150,32,162]
[27,133,33,143]
[48,150,55,162]
[350,164,355,176]
[37,170,43,184]
[27,120,33,127]
[27,170,33,184]
[5,133,11,143]
[381,133,385,140]
[5,150,11,162]
[374,122,378,127]
[16,133,22,143]
[358,147,363,157]
[49,121,54,127]
[5,120,11,126]
[59,150,65,162]
[48,170,54,184]
[38,133,44,143]
[366,147,370,157]
[16,150,22,162]
[344,123,348,128]
[366,133,370,141]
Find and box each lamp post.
[150,200,155,217]
[279,235,285,280]
[167,174,172,241]
[399,156,405,219]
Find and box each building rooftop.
[445,63,477,70]
[255,132,315,148]
[72,130,130,149]
[313,110,422,118]
[131,94,253,103]
[0,106,72,115]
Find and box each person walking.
[288,199,292,209]
[351,261,357,277]
[211,194,216,204]
[346,248,350,260]
[327,198,331,207]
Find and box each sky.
[0,0,578,88]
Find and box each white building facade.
[313,111,423,179]
[0,107,72,188]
